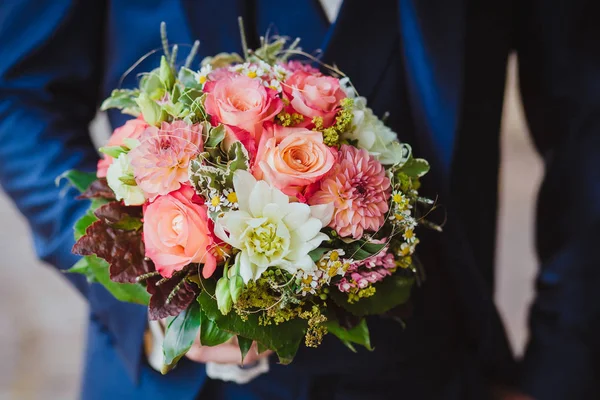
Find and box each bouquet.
[64,22,435,373]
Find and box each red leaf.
[72,220,153,283]
[77,178,116,200]
[94,202,143,230]
[147,275,200,320]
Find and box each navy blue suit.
[1,1,598,399]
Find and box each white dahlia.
[214,170,333,283]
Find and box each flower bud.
[229,275,244,304]
[135,93,165,126]
[159,56,176,90]
[215,277,233,315]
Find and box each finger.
[185,343,244,364]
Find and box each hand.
[185,335,273,365]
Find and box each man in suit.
[0,0,598,399]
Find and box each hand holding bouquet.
[64,22,435,373]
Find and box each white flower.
[198,64,213,85]
[343,97,405,165]
[106,153,145,206]
[339,77,357,98]
[214,170,334,283]
[272,64,290,81]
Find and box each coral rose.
[254,125,336,196]
[97,117,148,178]
[143,185,217,279]
[204,74,283,148]
[283,71,346,128]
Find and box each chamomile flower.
[298,270,321,296]
[272,64,290,81]
[222,188,238,209]
[198,64,213,85]
[399,242,414,257]
[207,190,225,213]
[391,191,411,211]
[264,78,283,92]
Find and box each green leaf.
[111,214,143,231]
[225,142,250,186]
[99,145,128,159]
[199,309,234,346]
[400,157,430,178]
[178,87,204,106]
[67,257,97,283]
[197,279,306,365]
[257,342,269,355]
[237,336,253,364]
[117,176,137,186]
[253,38,287,64]
[205,125,226,148]
[56,170,97,193]
[201,52,244,69]
[74,209,97,240]
[136,92,165,126]
[162,302,201,374]
[178,67,202,89]
[325,318,372,352]
[360,242,386,255]
[345,240,386,261]
[308,247,330,263]
[171,84,181,104]
[100,89,141,116]
[140,71,165,98]
[330,275,415,317]
[68,255,150,305]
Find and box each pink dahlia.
[129,121,203,200]
[309,145,391,239]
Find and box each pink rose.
[204,75,283,148]
[283,71,346,128]
[253,124,336,196]
[97,118,148,178]
[143,186,217,279]
[129,121,203,200]
[281,60,321,75]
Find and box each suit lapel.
[180,0,255,59]
[321,0,399,99]
[399,0,466,177]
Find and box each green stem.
[170,44,179,67]
[238,16,249,59]
[160,22,170,59]
[184,40,201,69]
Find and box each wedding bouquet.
[64,22,434,373]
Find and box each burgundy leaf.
[72,220,153,283]
[94,202,143,230]
[77,178,116,200]
[147,275,200,320]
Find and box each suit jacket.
[0,0,598,399]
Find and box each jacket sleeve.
[517,1,600,398]
[0,0,148,380]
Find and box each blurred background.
[0,56,542,399]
